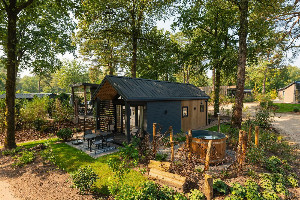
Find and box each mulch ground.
[0,153,97,200]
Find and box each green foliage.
[72,165,98,193]
[265,156,291,174]
[287,174,298,188]
[13,151,35,167]
[110,179,187,199]
[52,60,89,93]
[213,179,229,195]
[245,179,261,200]
[246,146,265,165]
[188,189,205,200]
[16,75,39,93]
[254,107,274,129]
[107,158,137,181]
[155,153,168,161]
[293,107,300,112]
[52,98,73,122]
[119,140,139,161]
[56,128,73,141]
[2,146,22,156]
[19,96,49,130]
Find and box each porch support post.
[205,100,208,125]
[125,102,131,143]
[113,103,117,132]
[135,106,138,127]
[84,85,87,115]
[96,98,100,130]
[121,106,124,133]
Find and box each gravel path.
[272,112,300,148]
[0,180,20,200]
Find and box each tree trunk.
[232,0,249,129]
[131,30,137,78]
[214,66,221,117]
[212,68,215,91]
[4,2,18,149]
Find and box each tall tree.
[231,0,287,128]
[52,60,90,93]
[0,0,77,149]
[76,0,174,78]
[175,0,238,116]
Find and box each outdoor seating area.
[67,129,119,158]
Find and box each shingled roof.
[93,75,209,101]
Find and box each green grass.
[2,138,147,195]
[49,142,147,195]
[273,103,300,113]
[207,124,231,133]
[0,137,59,150]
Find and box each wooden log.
[237,130,243,166]
[204,140,213,171]
[241,131,247,164]
[248,124,252,144]
[170,126,174,162]
[188,130,192,161]
[204,174,213,200]
[255,126,259,147]
[148,160,171,171]
[153,123,157,156]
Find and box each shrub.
[13,151,35,167]
[213,179,229,195]
[119,139,139,161]
[246,146,265,165]
[52,98,73,122]
[245,179,261,200]
[19,96,49,130]
[72,165,98,193]
[155,153,168,161]
[254,107,274,128]
[293,107,299,112]
[57,128,73,141]
[188,189,205,200]
[2,146,22,156]
[287,174,298,188]
[265,156,291,174]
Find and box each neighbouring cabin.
[0,93,56,100]
[278,81,300,104]
[92,75,210,142]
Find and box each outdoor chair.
[93,135,104,149]
[84,129,93,141]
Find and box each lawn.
[49,142,147,195]
[273,103,300,113]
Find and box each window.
[200,105,204,112]
[182,106,188,117]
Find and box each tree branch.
[17,0,34,13]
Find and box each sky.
[19,18,300,78]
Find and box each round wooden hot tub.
[190,130,227,164]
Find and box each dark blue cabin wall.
[146,101,181,140]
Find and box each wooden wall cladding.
[181,100,206,132]
[96,80,118,100]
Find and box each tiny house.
[92,75,210,142]
[278,81,300,104]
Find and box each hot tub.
[190,130,227,164]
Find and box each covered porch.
[94,80,147,143]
